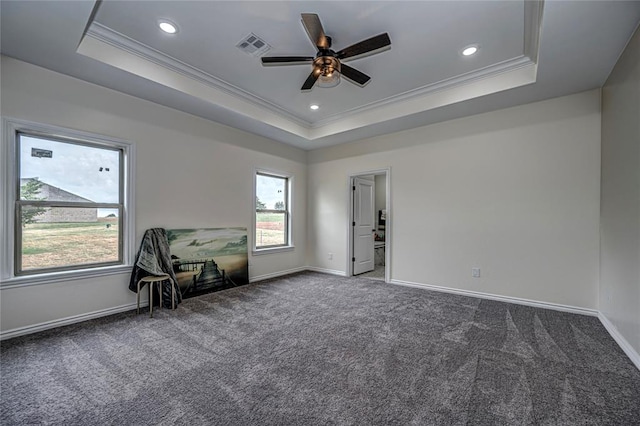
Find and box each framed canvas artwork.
[167,228,249,298]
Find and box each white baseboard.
[390,279,598,317]
[7,270,634,373]
[0,302,142,341]
[249,267,308,283]
[305,266,348,277]
[2,267,319,340]
[598,312,640,371]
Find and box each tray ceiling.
[2,1,639,149]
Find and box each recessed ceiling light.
[462,45,478,56]
[310,104,320,110]
[158,20,178,34]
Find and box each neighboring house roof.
[20,178,95,203]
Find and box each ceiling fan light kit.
[261,13,391,91]
[314,56,341,88]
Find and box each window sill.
[0,264,132,289]
[252,245,295,256]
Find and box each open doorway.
[348,169,390,282]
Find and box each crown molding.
[312,55,534,129]
[524,0,545,63]
[313,1,543,128]
[79,1,542,142]
[85,23,311,129]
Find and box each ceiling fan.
[261,13,391,91]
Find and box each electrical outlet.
[328,253,333,260]
[472,268,481,278]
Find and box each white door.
[353,177,375,275]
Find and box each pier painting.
[167,228,249,298]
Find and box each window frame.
[252,168,294,255]
[1,118,136,286]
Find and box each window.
[1,119,135,280]
[254,171,292,252]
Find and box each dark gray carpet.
[2,272,639,425]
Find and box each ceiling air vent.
[236,33,271,57]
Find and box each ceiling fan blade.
[301,13,330,49]
[340,64,371,87]
[261,56,314,66]
[301,70,320,91]
[337,33,391,61]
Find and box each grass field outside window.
[21,219,119,270]
[255,212,286,247]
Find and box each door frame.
[347,168,391,282]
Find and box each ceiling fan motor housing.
[313,54,340,77]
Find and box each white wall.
[600,27,640,355]
[308,90,601,309]
[0,56,307,334]
[0,55,609,336]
